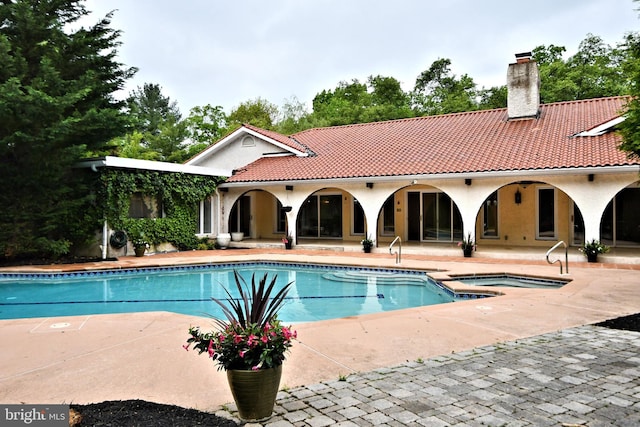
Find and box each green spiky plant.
[184,271,297,371]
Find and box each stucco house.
[185,53,640,256]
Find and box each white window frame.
[196,196,214,236]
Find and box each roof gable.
[185,124,308,168]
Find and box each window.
[380,196,395,235]
[483,191,499,238]
[129,192,161,218]
[196,197,213,235]
[229,195,251,235]
[352,199,365,235]
[537,187,556,239]
[298,193,342,238]
[600,187,640,247]
[241,136,255,147]
[421,192,462,242]
[276,200,287,234]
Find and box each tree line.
[106,32,639,164]
[1,0,639,261]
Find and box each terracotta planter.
[226,365,282,421]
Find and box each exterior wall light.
[515,189,522,204]
[366,182,374,189]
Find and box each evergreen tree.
[0,0,135,260]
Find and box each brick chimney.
[507,52,540,120]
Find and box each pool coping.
[1,249,639,411]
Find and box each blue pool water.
[0,263,480,322]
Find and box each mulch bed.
[68,313,640,426]
[69,399,239,427]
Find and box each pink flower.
[207,340,215,358]
[233,333,243,344]
[261,335,269,343]
[282,327,296,340]
[182,344,190,351]
[239,350,247,358]
[247,334,258,346]
[251,365,260,371]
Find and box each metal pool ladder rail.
[546,240,569,275]
[389,236,402,264]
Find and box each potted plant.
[130,231,149,257]
[361,235,374,253]
[458,233,475,257]
[580,239,609,263]
[184,271,296,421]
[282,235,292,249]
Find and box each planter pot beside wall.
[231,232,244,242]
[216,233,231,249]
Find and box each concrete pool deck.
[0,249,639,421]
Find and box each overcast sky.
[83,0,639,115]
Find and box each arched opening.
[227,190,289,240]
[475,181,585,248]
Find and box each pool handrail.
[546,240,569,275]
[389,236,402,264]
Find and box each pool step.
[322,271,431,286]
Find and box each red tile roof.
[227,97,638,183]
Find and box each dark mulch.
[66,313,640,426]
[70,400,239,427]
[594,312,640,332]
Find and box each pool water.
[0,263,465,322]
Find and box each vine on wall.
[98,169,222,250]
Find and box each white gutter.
[218,165,640,188]
[77,156,231,177]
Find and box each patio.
[0,248,639,415]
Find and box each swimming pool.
[452,274,569,289]
[0,262,489,322]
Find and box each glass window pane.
[298,196,318,237]
[483,191,498,237]
[320,195,342,237]
[353,199,364,234]
[437,193,452,241]
[538,188,555,238]
[382,196,395,234]
[276,200,286,233]
[615,188,640,246]
[203,198,212,234]
[422,193,437,240]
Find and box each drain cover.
[50,322,71,329]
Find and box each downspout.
[102,221,108,260]
[214,188,221,236]
[89,162,108,260]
